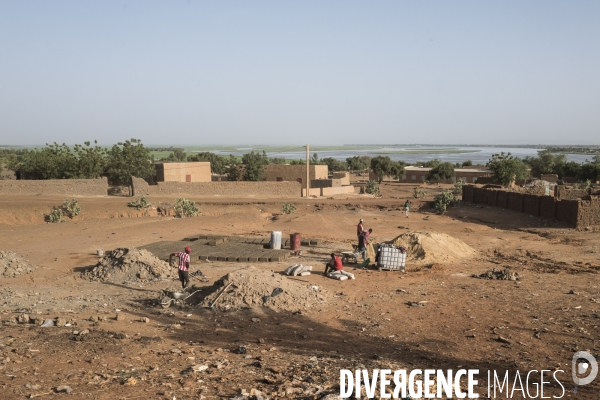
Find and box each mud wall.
[507,192,524,212]
[0,177,108,196]
[462,184,599,229]
[555,185,589,200]
[577,196,600,228]
[539,196,556,219]
[523,194,541,216]
[131,177,301,198]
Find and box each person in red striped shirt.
[169,246,192,289]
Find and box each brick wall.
[473,188,489,204]
[462,185,475,203]
[332,172,350,186]
[497,191,508,208]
[539,196,556,218]
[310,178,344,188]
[507,192,524,212]
[556,200,579,226]
[577,196,600,229]
[131,177,301,198]
[555,185,589,200]
[0,177,108,196]
[523,194,541,216]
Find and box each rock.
[17,314,30,324]
[31,317,44,326]
[251,318,261,323]
[79,329,89,336]
[497,336,512,345]
[140,317,150,323]
[320,395,342,400]
[25,383,40,390]
[40,319,55,327]
[116,313,124,321]
[55,317,67,326]
[89,316,98,322]
[55,385,73,393]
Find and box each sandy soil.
[0,182,599,399]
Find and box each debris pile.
[86,248,173,283]
[0,251,38,278]
[474,268,521,281]
[202,266,328,312]
[391,231,477,265]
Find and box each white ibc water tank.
[270,231,282,249]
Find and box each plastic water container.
[270,231,282,249]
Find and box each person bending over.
[170,246,192,289]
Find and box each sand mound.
[202,266,328,312]
[86,248,174,283]
[0,251,38,278]
[391,231,477,265]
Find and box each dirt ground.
[0,181,599,399]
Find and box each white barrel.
[270,231,282,249]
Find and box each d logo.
[572,351,598,386]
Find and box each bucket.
[270,231,282,250]
[97,249,104,257]
[290,233,301,250]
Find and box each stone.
[55,385,73,393]
[141,317,150,323]
[17,314,30,324]
[116,313,124,321]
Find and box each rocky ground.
[0,181,599,399]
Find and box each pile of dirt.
[86,248,173,283]
[474,268,521,281]
[391,231,477,265]
[0,251,38,278]
[202,266,328,312]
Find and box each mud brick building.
[154,162,211,183]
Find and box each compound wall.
[264,165,328,189]
[555,186,589,200]
[0,177,108,196]
[132,176,301,198]
[462,184,598,229]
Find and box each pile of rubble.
[0,251,38,278]
[202,267,328,312]
[474,268,521,281]
[85,248,174,283]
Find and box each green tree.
[486,152,529,187]
[187,152,227,174]
[321,157,348,172]
[73,141,107,178]
[269,157,287,165]
[225,154,241,181]
[579,160,600,182]
[461,160,473,167]
[523,150,566,178]
[11,143,78,179]
[167,148,187,162]
[389,161,406,180]
[426,162,455,182]
[346,155,370,172]
[370,156,394,183]
[290,159,306,165]
[105,139,154,186]
[310,153,320,165]
[241,151,269,181]
[422,158,441,168]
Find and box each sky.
[1,1,599,146]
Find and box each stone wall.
[0,177,108,196]
[131,177,301,198]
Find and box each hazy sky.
[1,1,599,146]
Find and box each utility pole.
[305,144,310,197]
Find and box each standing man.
[403,199,411,218]
[357,219,364,239]
[324,253,343,276]
[170,246,192,290]
[357,228,373,261]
